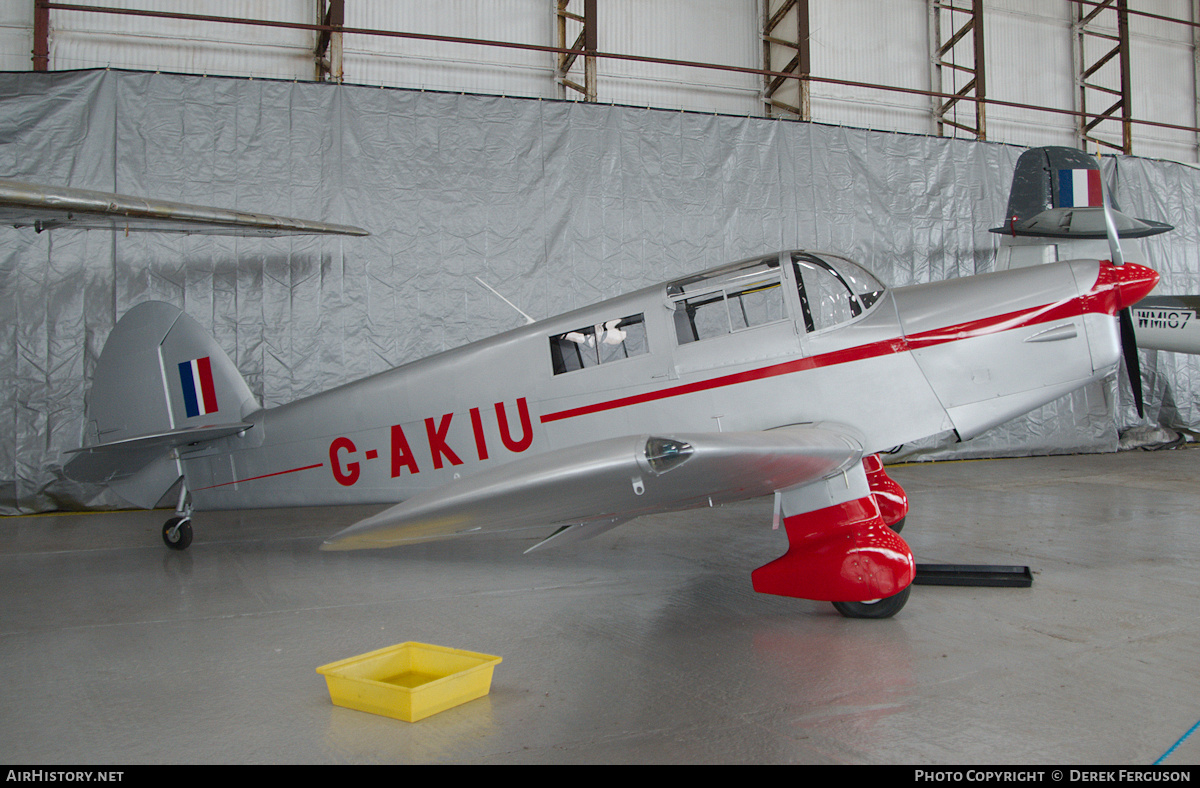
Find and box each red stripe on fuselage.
[195,462,324,491]
[541,282,1114,425]
[902,291,1094,350]
[540,338,909,424]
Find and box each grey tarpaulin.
[2,70,1198,514]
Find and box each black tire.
[889,515,905,534]
[831,584,910,619]
[162,516,193,550]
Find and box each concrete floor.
[2,449,1199,765]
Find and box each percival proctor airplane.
[41,173,1157,619]
[991,146,1198,360]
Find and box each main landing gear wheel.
[832,585,911,619]
[162,516,193,550]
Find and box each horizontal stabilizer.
[321,424,864,551]
[0,178,368,236]
[64,422,251,484]
[990,146,1172,239]
[990,206,1172,239]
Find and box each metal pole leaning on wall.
[928,0,987,141]
[314,0,344,83]
[761,0,811,121]
[32,0,49,71]
[1075,0,1134,154]
[555,0,595,102]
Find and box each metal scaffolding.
[314,0,344,83]
[928,0,987,140]
[1073,0,1133,154]
[554,0,595,102]
[760,0,810,120]
[26,1,1200,157]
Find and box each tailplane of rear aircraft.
[989,146,1200,366]
[990,146,1173,241]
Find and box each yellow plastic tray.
[317,641,502,722]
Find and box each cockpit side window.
[670,261,787,345]
[674,291,728,343]
[550,313,648,375]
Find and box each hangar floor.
[2,448,1199,765]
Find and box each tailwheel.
[831,585,910,619]
[162,516,193,550]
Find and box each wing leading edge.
[320,424,865,552]
[0,178,368,236]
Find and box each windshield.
[791,252,886,333]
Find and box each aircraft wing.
[320,424,864,552]
[0,178,368,236]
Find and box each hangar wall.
[7,1,1198,162]
[2,68,1199,514]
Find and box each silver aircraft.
[54,170,1157,618]
[1128,296,1200,355]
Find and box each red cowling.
[1087,261,1159,314]
[751,495,915,602]
[863,453,908,528]
[1111,262,1159,311]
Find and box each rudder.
[66,301,259,507]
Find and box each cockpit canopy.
[547,251,888,377]
[667,251,886,343]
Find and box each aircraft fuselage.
[1131,295,1200,355]
[178,251,1146,514]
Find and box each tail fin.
[65,302,258,507]
[990,146,1173,240]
